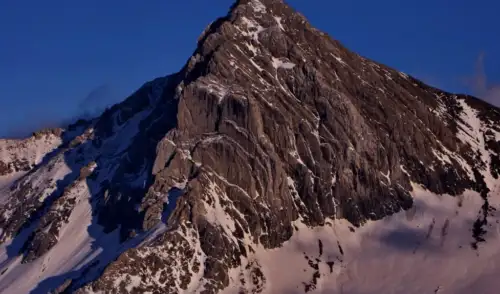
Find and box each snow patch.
[249,59,264,72]
[457,98,496,185]
[240,17,265,42]
[0,171,24,193]
[203,181,237,235]
[330,53,347,67]
[244,42,258,55]
[250,0,266,13]
[274,16,285,31]
[289,150,305,166]
[380,170,391,185]
[200,81,228,103]
[272,57,296,69]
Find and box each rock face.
[1,0,500,293]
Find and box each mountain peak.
[1,1,500,293]
[233,0,284,10]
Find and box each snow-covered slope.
[0,130,63,191]
[0,75,176,293]
[1,0,500,293]
[220,182,500,294]
[0,179,102,293]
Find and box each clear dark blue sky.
[1,0,498,137]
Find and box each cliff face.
[1,1,500,293]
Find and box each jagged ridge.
[1,0,500,293]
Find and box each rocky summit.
[1,0,500,293]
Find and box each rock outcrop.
[1,0,500,293]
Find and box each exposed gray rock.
[1,0,500,293]
[73,0,500,292]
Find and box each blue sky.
[0,0,498,137]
